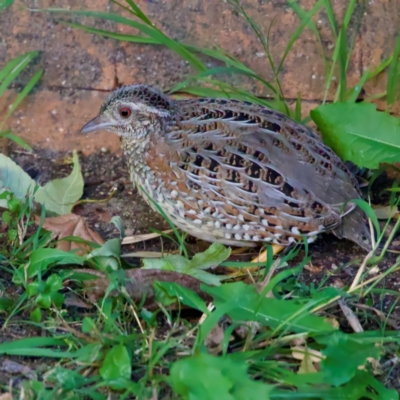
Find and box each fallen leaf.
[36,213,104,255]
[204,324,226,355]
[373,205,399,220]
[77,268,212,309]
[0,359,37,380]
[121,229,173,245]
[298,352,319,374]
[291,346,324,363]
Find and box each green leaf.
[142,245,228,286]
[86,238,121,271]
[46,367,87,391]
[190,243,231,270]
[36,293,52,309]
[15,248,83,283]
[0,130,32,150]
[338,371,399,400]
[7,228,17,241]
[154,281,209,314]
[338,25,347,102]
[170,352,273,400]
[0,151,84,214]
[30,307,42,323]
[0,153,37,206]
[0,51,39,99]
[99,344,131,389]
[0,0,13,10]
[35,150,84,214]
[46,274,63,292]
[319,332,381,386]
[110,216,125,237]
[386,35,400,106]
[48,9,206,72]
[202,282,336,334]
[2,210,11,224]
[4,69,43,122]
[82,317,96,334]
[311,102,400,169]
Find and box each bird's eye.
[119,107,132,118]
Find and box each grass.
[1,0,400,399]
[0,50,43,150]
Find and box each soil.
[1,145,400,393]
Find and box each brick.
[42,0,117,90]
[0,0,117,90]
[127,0,362,100]
[0,0,399,156]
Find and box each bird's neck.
[120,120,164,191]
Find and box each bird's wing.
[163,98,360,235]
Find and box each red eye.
[119,107,132,118]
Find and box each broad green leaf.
[13,248,84,283]
[0,151,84,214]
[202,282,336,334]
[170,352,273,400]
[0,153,37,207]
[30,307,42,322]
[35,150,84,214]
[155,281,209,314]
[319,332,381,386]
[45,367,87,391]
[190,242,231,270]
[86,238,121,271]
[99,344,131,390]
[337,371,399,400]
[142,243,230,285]
[311,102,400,169]
[0,0,13,10]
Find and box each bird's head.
[80,84,174,139]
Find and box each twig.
[311,263,400,314]
[349,250,374,291]
[122,229,173,245]
[354,303,400,330]
[338,299,363,332]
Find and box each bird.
[81,84,372,254]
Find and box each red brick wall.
[0,0,398,154]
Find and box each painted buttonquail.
[81,84,371,251]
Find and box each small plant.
[0,50,43,150]
[0,0,399,398]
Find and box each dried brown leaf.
[204,324,226,355]
[78,268,212,309]
[35,213,104,255]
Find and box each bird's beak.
[80,115,115,134]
